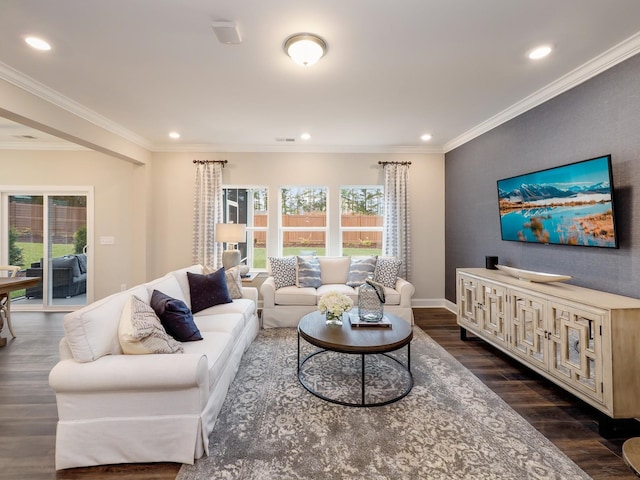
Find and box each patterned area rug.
[177,327,591,480]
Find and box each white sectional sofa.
[260,256,415,328]
[48,264,259,470]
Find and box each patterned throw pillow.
[374,257,402,288]
[296,256,322,288]
[346,256,378,287]
[225,266,243,299]
[268,256,297,289]
[187,268,233,314]
[118,295,184,355]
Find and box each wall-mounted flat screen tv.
[497,155,618,248]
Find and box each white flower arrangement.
[318,291,354,318]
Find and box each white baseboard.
[411,298,457,314]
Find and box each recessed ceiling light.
[300,132,311,140]
[420,133,432,142]
[169,131,180,139]
[25,36,51,51]
[528,45,552,60]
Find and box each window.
[340,186,384,256]
[279,187,327,256]
[222,187,268,268]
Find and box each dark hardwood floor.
[414,308,638,480]
[0,309,636,479]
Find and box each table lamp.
[216,223,247,270]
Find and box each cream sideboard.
[456,267,640,436]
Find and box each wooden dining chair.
[0,265,20,338]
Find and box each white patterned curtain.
[382,162,412,281]
[192,161,224,270]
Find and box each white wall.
[0,148,446,304]
[150,151,446,303]
[0,150,148,300]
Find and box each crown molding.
[0,60,152,150]
[443,31,640,153]
[152,142,445,155]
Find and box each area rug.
[177,327,591,480]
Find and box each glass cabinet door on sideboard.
[509,291,548,371]
[547,301,604,404]
[458,275,507,348]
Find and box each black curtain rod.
[193,160,228,166]
[378,161,412,166]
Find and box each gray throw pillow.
[296,256,321,288]
[346,256,378,287]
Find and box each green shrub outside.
[9,227,24,268]
[74,226,87,254]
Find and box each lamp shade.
[215,223,246,243]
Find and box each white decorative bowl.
[495,264,572,283]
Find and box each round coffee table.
[297,310,413,407]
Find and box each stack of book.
[348,310,392,328]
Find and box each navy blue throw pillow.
[150,289,202,342]
[187,268,233,314]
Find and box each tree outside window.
[340,186,384,256]
[279,187,327,256]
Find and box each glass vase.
[325,311,343,326]
[358,280,384,322]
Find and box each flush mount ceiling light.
[284,33,327,66]
[168,131,180,139]
[420,133,432,142]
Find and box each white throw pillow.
[118,295,183,355]
[63,285,149,362]
[225,266,243,299]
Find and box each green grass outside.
[15,242,75,270]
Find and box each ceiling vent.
[275,137,296,142]
[212,21,242,45]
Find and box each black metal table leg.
[297,330,300,374]
[361,353,365,405]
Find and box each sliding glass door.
[3,189,91,310]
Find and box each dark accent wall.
[445,53,640,302]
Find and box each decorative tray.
[495,264,571,283]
